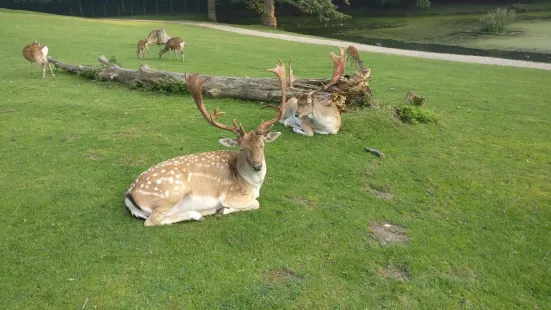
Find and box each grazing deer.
[279,48,346,136]
[159,37,185,62]
[136,39,151,59]
[22,40,55,79]
[124,60,287,226]
[345,45,363,71]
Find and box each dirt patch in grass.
[86,152,105,160]
[122,155,148,166]
[288,196,316,208]
[368,222,408,245]
[366,184,394,200]
[379,265,410,282]
[112,128,137,139]
[262,268,300,283]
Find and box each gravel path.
[181,21,551,71]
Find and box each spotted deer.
[279,48,346,136]
[136,39,151,59]
[22,40,55,79]
[124,60,287,226]
[159,37,185,62]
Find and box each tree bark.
[76,0,83,16]
[207,0,217,22]
[47,56,372,108]
[262,0,277,28]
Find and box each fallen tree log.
[47,54,372,108]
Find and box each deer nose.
[251,163,263,171]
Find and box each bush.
[80,68,99,80]
[479,8,516,33]
[129,79,188,95]
[509,3,527,13]
[394,104,437,124]
[108,56,121,67]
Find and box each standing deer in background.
[124,60,287,226]
[136,39,151,59]
[345,45,364,71]
[159,37,185,62]
[279,48,347,136]
[22,40,55,79]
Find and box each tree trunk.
[47,56,372,109]
[207,0,217,22]
[262,0,277,28]
[76,0,83,16]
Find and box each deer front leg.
[221,199,259,215]
[47,62,56,79]
[41,63,46,79]
[144,202,205,226]
[159,210,204,225]
[292,126,314,136]
[283,116,301,128]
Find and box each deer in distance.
[278,47,347,136]
[124,60,287,226]
[22,40,55,79]
[136,38,151,59]
[159,37,185,62]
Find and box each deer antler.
[289,58,295,89]
[185,73,246,137]
[322,47,345,91]
[302,47,346,98]
[257,59,287,134]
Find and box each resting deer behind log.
[159,37,185,62]
[22,40,55,79]
[279,48,346,136]
[137,39,151,59]
[124,60,287,226]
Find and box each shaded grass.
[1,8,550,309]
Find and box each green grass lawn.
[1,8,550,309]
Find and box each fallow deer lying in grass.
[279,48,346,136]
[136,39,151,59]
[159,37,185,62]
[22,40,55,79]
[124,60,287,226]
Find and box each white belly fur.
[165,194,223,217]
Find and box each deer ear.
[263,132,281,143]
[219,138,239,148]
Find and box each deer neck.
[235,152,266,188]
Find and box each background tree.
[207,0,216,21]
[376,0,431,9]
[262,0,276,28]
[256,0,351,29]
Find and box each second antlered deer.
[159,37,185,62]
[279,47,347,136]
[22,40,55,79]
[124,60,287,226]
